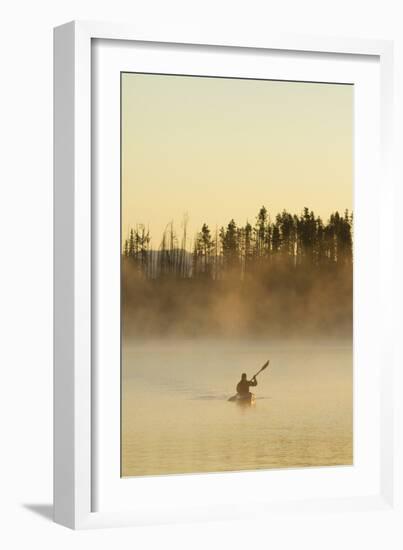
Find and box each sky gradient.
[122,73,353,247]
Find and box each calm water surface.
[122,340,352,476]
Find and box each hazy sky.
[122,73,353,246]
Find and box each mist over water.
[122,261,352,340]
[122,339,353,476]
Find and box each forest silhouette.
[122,206,353,339]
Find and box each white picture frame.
[54,21,398,530]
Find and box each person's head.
[241,373,247,380]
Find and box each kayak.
[228,393,256,406]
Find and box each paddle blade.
[252,360,270,379]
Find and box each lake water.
[122,339,353,477]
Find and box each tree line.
[122,206,353,281]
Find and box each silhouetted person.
[236,372,257,397]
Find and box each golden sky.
[122,73,353,247]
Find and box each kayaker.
[236,373,257,397]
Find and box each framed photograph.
[54,21,397,530]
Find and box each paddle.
[228,360,270,401]
[251,360,270,380]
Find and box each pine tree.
[123,239,129,257]
[128,229,135,258]
[194,223,215,277]
[255,206,268,259]
[221,219,239,272]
